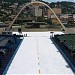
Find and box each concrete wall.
[65,28,75,33]
[40,25,49,28]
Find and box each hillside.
[0,0,75,14]
[0,0,31,3]
[50,1,75,14]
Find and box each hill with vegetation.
[49,1,75,14]
[0,0,75,14]
[0,0,31,3]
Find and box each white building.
[35,7,42,16]
[34,5,42,17]
[73,15,75,23]
[38,9,42,16]
[60,14,69,19]
[0,22,5,25]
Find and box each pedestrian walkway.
[6,32,74,74]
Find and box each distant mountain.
[0,0,31,3]
[0,0,75,14]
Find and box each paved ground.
[6,32,74,74]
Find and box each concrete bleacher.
[55,34,75,52]
[0,34,23,75]
[52,34,75,72]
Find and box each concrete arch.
[7,1,65,31]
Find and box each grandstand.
[0,34,23,75]
[52,34,75,72]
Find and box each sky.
[42,0,75,3]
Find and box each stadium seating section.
[52,34,75,71]
[0,34,23,75]
[55,34,75,52]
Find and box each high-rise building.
[48,8,62,18]
[34,6,42,17]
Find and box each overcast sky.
[42,0,75,3]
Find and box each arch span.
[7,1,65,31]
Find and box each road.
[6,32,74,74]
